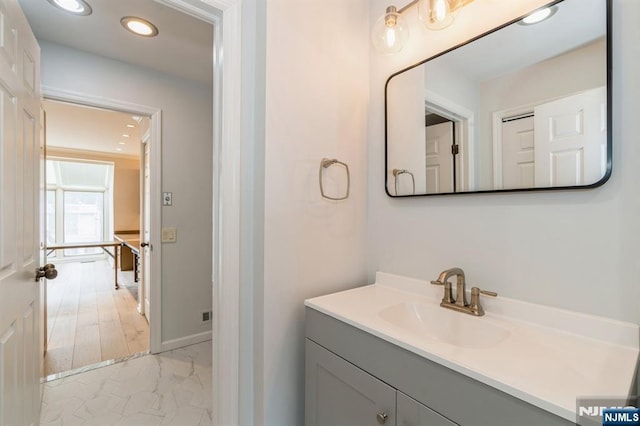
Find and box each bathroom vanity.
[304,273,639,426]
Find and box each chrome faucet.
[430,267,497,316]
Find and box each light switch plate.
[163,192,172,206]
[161,227,177,243]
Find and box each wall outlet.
[161,227,177,243]
[201,311,212,323]
[163,192,172,206]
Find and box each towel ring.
[320,158,350,201]
[393,169,415,196]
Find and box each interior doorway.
[425,113,455,194]
[42,99,152,378]
[425,93,476,193]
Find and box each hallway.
[40,341,212,425]
[45,260,149,377]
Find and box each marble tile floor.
[40,341,212,425]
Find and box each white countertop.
[304,272,639,422]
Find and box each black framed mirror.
[385,0,611,197]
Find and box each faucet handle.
[430,280,444,285]
[478,288,497,297]
[469,287,497,316]
[470,287,497,299]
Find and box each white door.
[425,121,454,193]
[501,115,535,190]
[0,0,42,424]
[142,141,151,321]
[534,86,607,187]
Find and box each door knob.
[376,412,388,424]
[140,242,150,248]
[36,264,58,281]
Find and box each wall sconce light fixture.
[372,0,475,54]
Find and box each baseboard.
[159,330,212,353]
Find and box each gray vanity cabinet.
[306,339,457,426]
[305,308,573,426]
[397,392,457,426]
[305,339,397,426]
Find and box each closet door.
[534,86,607,187]
[501,115,535,190]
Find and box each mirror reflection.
[385,0,609,196]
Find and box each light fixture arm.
[396,0,419,15]
[393,0,474,16]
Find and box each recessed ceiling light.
[46,0,92,16]
[118,142,126,145]
[116,148,123,152]
[122,134,130,138]
[520,6,558,25]
[121,17,159,38]
[126,124,135,128]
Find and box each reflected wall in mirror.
[385,0,610,197]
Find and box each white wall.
[387,66,426,194]
[368,0,640,325]
[259,0,370,424]
[39,42,214,343]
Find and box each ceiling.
[429,0,605,83]
[19,0,211,157]
[44,99,149,157]
[17,0,213,85]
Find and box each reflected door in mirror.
[385,0,611,197]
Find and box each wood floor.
[44,259,149,376]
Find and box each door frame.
[153,0,251,423]
[425,90,475,192]
[41,87,163,354]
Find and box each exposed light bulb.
[372,6,409,55]
[433,0,448,22]
[385,27,397,49]
[418,0,455,31]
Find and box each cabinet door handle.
[376,412,388,424]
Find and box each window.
[63,191,105,256]
[46,159,114,260]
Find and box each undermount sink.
[379,302,511,349]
